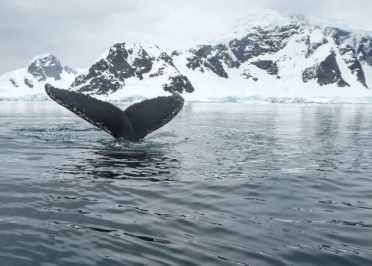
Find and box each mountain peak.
[230,9,372,36]
[97,42,162,63]
[29,53,55,62]
[231,9,294,31]
[27,53,63,81]
[71,42,193,96]
[0,53,77,94]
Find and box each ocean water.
[0,102,372,266]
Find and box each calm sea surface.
[0,102,372,266]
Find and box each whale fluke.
[45,84,184,141]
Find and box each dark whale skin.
[45,84,184,141]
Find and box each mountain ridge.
[1,10,372,102]
[0,53,78,99]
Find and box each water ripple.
[1,102,372,265]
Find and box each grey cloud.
[1,0,372,73]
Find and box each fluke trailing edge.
[45,84,184,141]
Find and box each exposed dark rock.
[339,46,367,88]
[358,36,372,66]
[24,78,33,88]
[326,27,351,45]
[131,50,154,79]
[149,67,164,78]
[241,68,259,81]
[63,66,77,75]
[319,52,350,86]
[241,69,252,79]
[148,54,175,78]
[171,50,180,57]
[229,24,300,63]
[186,44,238,78]
[72,42,194,95]
[10,78,18,87]
[72,43,149,94]
[163,75,194,93]
[158,52,174,66]
[27,54,63,81]
[251,60,279,75]
[73,58,124,94]
[180,24,299,80]
[325,27,369,88]
[302,65,318,82]
[303,51,349,87]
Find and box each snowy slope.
[171,10,372,102]
[0,54,78,100]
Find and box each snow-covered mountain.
[171,10,372,101]
[1,10,372,102]
[71,42,193,100]
[0,54,78,100]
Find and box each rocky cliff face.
[180,23,299,79]
[171,11,372,99]
[71,42,194,95]
[302,51,349,87]
[27,54,64,82]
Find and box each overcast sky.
[1,0,372,73]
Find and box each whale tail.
[45,84,184,141]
